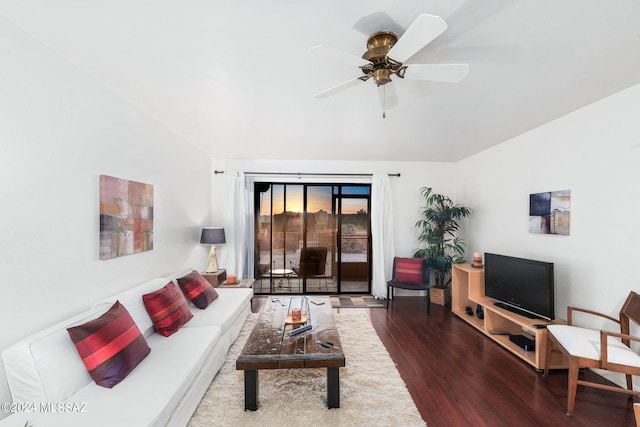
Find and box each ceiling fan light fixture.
[373,68,392,86]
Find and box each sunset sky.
[261,185,369,215]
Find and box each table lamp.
[200,227,226,273]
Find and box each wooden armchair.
[386,257,431,315]
[544,291,640,415]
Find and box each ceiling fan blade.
[308,45,370,68]
[378,84,399,118]
[314,76,364,99]
[403,64,469,83]
[388,14,448,63]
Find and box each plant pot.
[430,287,451,306]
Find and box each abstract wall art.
[529,190,570,235]
[100,175,154,259]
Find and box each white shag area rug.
[188,312,426,427]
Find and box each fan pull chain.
[382,85,386,119]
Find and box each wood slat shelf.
[451,264,567,370]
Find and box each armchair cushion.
[393,257,424,284]
[547,324,640,367]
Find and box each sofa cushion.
[183,288,252,350]
[67,301,151,388]
[183,288,251,332]
[142,282,193,337]
[394,257,424,284]
[93,277,171,336]
[2,305,109,403]
[177,270,218,309]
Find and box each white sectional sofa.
[0,270,253,427]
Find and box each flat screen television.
[484,253,555,320]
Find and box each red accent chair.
[386,257,432,315]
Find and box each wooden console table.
[451,264,567,370]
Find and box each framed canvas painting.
[100,175,154,259]
[529,190,570,235]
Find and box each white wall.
[457,82,640,319]
[0,19,212,414]
[456,83,640,387]
[210,158,457,266]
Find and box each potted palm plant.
[414,187,471,305]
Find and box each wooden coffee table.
[236,296,345,411]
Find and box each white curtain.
[371,173,395,299]
[223,171,249,279]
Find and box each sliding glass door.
[254,183,370,295]
[335,189,370,293]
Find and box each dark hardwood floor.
[252,296,637,427]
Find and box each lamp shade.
[200,227,226,244]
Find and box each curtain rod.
[214,170,400,177]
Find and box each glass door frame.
[253,182,371,295]
[333,190,372,294]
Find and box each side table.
[202,269,226,287]
[219,278,255,289]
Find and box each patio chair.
[291,247,328,291]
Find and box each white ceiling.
[2,0,640,162]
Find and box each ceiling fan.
[310,14,469,117]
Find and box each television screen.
[484,253,555,320]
